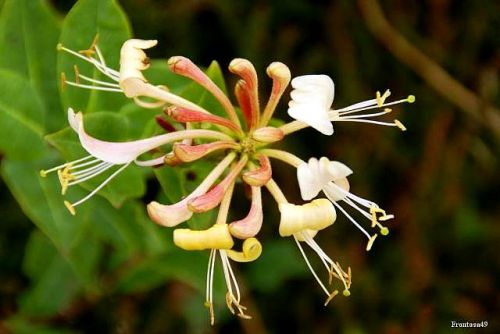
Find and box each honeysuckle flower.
[44,36,415,324]
[41,108,233,215]
[263,149,391,251]
[287,75,335,135]
[266,180,351,303]
[283,74,415,136]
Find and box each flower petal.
[70,109,175,164]
[287,75,334,135]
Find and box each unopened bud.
[252,126,284,143]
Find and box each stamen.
[366,234,378,251]
[60,72,67,90]
[331,200,371,239]
[394,119,406,131]
[77,73,121,88]
[70,162,130,209]
[73,65,80,84]
[324,290,339,306]
[40,155,94,176]
[78,33,99,58]
[293,236,332,298]
[64,80,124,92]
[376,89,391,107]
[64,201,76,215]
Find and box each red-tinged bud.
[166,106,241,133]
[229,58,260,130]
[242,155,272,187]
[252,126,284,143]
[168,56,240,126]
[174,141,239,162]
[229,186,263,239]
[261,62,291,126]
[234,80,253,131]
[188,156,248,213]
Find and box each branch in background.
[357,0,500,141]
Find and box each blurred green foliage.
[0,0,499,333]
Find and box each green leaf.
[0,69,45,160]
[0,0,63,131]
[45,111,146,207]
[58,0,131,113]
[19,231,81,316]
[116,250,208,294]
[1,157,101,289]
[245,239,307,293]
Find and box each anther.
[64,201,76,216]
[366,234,378,251]
[73,65,81,84]
[394,119,406,131]
[376,89,391,107]
[60,72,67,90]
[324,290,339,306]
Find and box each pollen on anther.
[366,234,378,251]
[324,290,339,306]
[73,65,81,84]
[60,72,67,90]
[64,201,76,216]
[394,119,406,131]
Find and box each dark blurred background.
[2,0,499,333]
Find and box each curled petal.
[287,75,334,135]
[242,155,272,187]
[226,238,262,262]
[119,39,157,82]
[229,186,263,239]
[173,224,234,251]
[279,199,336,237]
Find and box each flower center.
[239,137,256,155]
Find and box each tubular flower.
[43,37,414,324]
[282,74,415,135]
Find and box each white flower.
[41,108,232,215]
[297,157,392,251]
[283,74,415,136]
[287,75,334,135]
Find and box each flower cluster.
[41,36,414,324]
